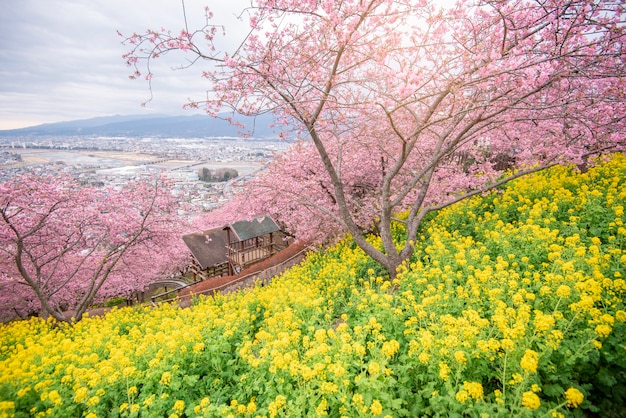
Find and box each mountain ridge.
[0,114,281,139]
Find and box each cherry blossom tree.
[195,138,385,244]
[122,0,626,277]
[0,174,187,322]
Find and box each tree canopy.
[123,0,626,276]
[0,175,187,322]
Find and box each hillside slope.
[0,154,624,417]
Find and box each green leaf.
[183,374,199,387]
[543,384,564,397]
[597,367,617,388]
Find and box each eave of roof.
[182,227,229,269]
[225,215,280,242]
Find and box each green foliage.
[1,154,625,417]
[104,297,127,308]
[198,167,239,182]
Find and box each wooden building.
[182,227,230,281]
[224,215,287,275]
[182,215,288,280]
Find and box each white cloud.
[0,0,247,129]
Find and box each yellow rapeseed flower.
[534,312,555,334]
[192,342,205,354]
[520,350,539,373]
[454,350,467,364]
[368,361,382,376]
[48,390,62,406]
[456,390,469,403]
[143,395,154,407]
[74,386,89,403]
[247,399,257,413]
[315,397,328,416]
[509,373,523,385]
[564,387,584,408]
[268,395,286,418]
[595,324,612,338]
[381,339,400,358]
[321,382,338,394]
[0,401,15,415]
[370,399,383,415]
[86,396,99,407]
[556,285,571,298]
[501,339,514,351]
[464,381,484,400]
[439,362,451,381]
[173,400,185,413]
[418,352,431,364]
[521,391,541,410]
[159,371,172,386]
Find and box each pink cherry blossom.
[0,174,188,322]
[123,0,626,277]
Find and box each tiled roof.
[224,215,280,241]
[182,227,228,269]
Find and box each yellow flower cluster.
[0,154,624,417]
[522,391,541,410]
[456,381,484,403]
[564,387,584,408]
[397,154,625,414]
[520,350,539,373]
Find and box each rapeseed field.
[1,154,625,417]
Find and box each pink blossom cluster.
[123,0,626,275]
[0,174,188,322]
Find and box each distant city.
[0,114,293,213]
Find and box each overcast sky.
[0,0,247,130]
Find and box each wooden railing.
[227,241,287,270]
[228,244,270,269]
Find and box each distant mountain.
[0,113,283,139]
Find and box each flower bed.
[0,155,624,417]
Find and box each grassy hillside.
[1,154,625,417]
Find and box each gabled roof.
[182,227,228,269]
[224,215,280,242]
